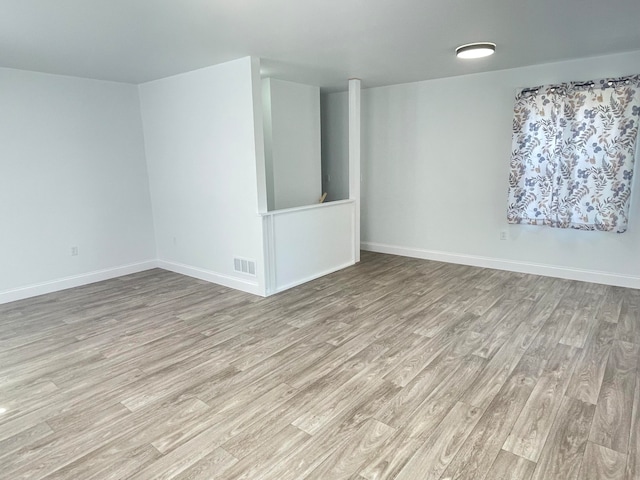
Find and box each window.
[507,75,640,233]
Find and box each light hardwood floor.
[1,251,639,479]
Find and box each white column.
[251,57,268,214]
[348,78,361,263]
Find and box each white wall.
[263,200,356,293]
[261,79,276,211]
[139,57,265,295]
[321,92,349,202]
[263,78,322,210]
[358,50,640,287]
[0,67,156,302]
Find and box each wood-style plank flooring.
[1,251,639,479]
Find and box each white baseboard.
[272,261,355,295]
[157,260,264,296]
[0,260,158,305]
[362,241,640,290]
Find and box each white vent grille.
[234,257,256,276]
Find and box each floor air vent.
[234,257,256,276]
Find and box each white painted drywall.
[138,57,265,295]
[357,50,640,285]
[266,200,356,292]
[349,79,362,264]
[262,78,322,210]
[321,92,349,202]
[261,79,276,211]
[0,67,156,297]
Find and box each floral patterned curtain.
[507,75,640,233]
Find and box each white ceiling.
[2,0,640,91]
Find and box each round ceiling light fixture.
[455,42,496,59]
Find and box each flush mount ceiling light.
[456,42,496,59]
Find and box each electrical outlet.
[71,246,79,256]
[500,230,508,241]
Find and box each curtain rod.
[520,77,635,95]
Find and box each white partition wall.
[262,200,356,294]
[257,75,362,295]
